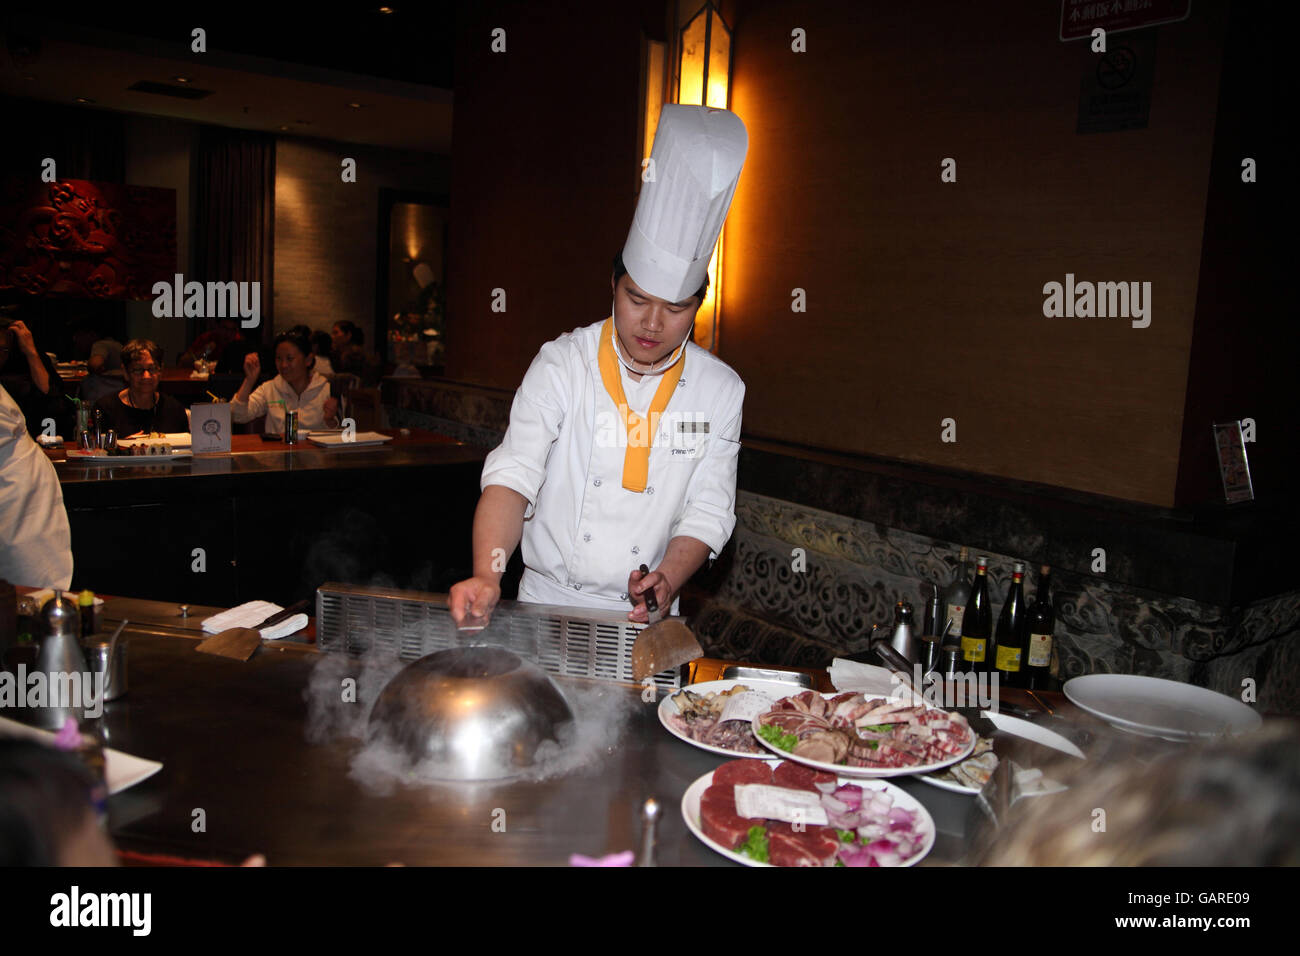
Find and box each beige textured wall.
[721,0,1228,506]
[274,138,449,342]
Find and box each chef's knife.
[251,599,309,630]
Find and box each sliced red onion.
[839,845,875,867]
[888,807,916,827]
[832,785,864,811]
[822,794,850,815]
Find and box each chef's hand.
[628,567,673,624]
[323,396,339,427]
[450,576,500,629]
[10,320,38,356]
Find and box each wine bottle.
[959,555,992,672]
[942,547,972,641]
[993,562,1026,687]
[1021,565,1055,690]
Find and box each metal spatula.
[631,619,703,681]
[195,627,262,661]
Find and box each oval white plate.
[752,693,976,778]
[1064,674,1261,740]
[658,679,808,759]
[681,759,935,867]
[66,449,192,463]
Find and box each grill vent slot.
[315,583,682,690]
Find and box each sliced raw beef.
[699,784,763,849]
[792,729,851,764]
[767,822,841,867]
[773,761,838,792]
[759,712,831,736]
[711,759,774,788]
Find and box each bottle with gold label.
[1021,565,1055,690]
[993,562,1027,687]
[959,555,992,672]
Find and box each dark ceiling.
[3,1,457,90]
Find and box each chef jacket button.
[620,592,628,601]
[573,583,582,591]
[583,532,591,542]
[631,545,640,554]
[678,378,686,387]
[593,478,602,487]
[646,486,654,495]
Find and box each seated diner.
[230,329,340,434]
[92,339,189,437]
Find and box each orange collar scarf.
[596,319,684,493]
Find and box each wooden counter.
[50,430,487,610]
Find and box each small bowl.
[367,645,574,781]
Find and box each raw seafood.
[666,684,767,754]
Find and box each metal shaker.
[33,594,89,729]
[284,408,299,444]
[888,600,917,663]
[84,640,127,701]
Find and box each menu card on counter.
[190,402,231,454]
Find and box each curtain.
[193,126,276,343]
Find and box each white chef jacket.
[230,372,333,433]
[481,319,745,611]
[0,385,73,589]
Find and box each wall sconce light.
[676,1,733,352]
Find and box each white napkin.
[828,657,924,704]
[1010,762,1068,801]
[201,601,307,640]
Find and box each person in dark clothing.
[0,317,71,438]
[91,339,188,436]
[78,337,126,407]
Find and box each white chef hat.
[622,104,748,304]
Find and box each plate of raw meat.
[658,680,798,757]
[752,690,976,778]
[682,758,935,867]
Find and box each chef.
[0,384,73,590]
[449,104,748,626]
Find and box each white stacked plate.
[1063,674,1261,741]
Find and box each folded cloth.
[201,601,307,640]
[1009,762,1067,803]
[828,658,923,704]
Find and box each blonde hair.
[978,720,1300,866]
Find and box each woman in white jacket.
[230,330,339,435]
